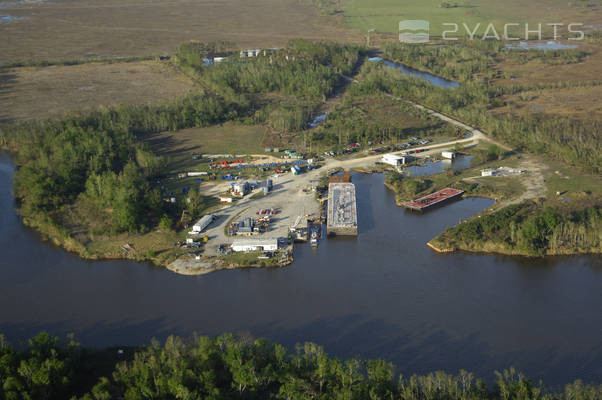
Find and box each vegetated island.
[0,331,600,400]
[429,199,601,257]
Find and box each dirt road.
[342,73,511,151]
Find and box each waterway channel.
[0,151,600,385]
[369,57,461,89]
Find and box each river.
[0,151,600,386]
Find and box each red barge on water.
[404,188,465,211]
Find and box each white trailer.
[190,214,214,234]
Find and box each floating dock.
[327,183,358,236]
[404,188,464,211]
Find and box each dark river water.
[0,151,600,386]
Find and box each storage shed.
[382,154,404,167]
[383,154,413,167]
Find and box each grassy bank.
[19,208,190,266]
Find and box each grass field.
[494,85,602,122]
[342,0,599,37]
[144,122,268,173]
[493,43,602,86]
[0,0,360,64]
[0,60,194,122]
[542,159,602,197]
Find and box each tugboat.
[310,224,320,247]
[310,232,318,247]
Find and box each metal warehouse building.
[231,238,278,252]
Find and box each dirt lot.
[201,171,322,256]
[0,0,359,64]
[0,60,193,122]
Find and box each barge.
[327,182,358,236]
[404,188,464,211]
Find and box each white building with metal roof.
[231,238,278,252]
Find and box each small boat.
[310,225,320,247]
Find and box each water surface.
[0,152,600,386]
[0,15,22,22]
[404,155,473,177]
[505,41,579,51]
[309,112,328,128]
[369,57,460,89]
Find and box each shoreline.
[427,238,602,258]
[6,150,599,271]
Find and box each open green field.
[144,122,269,173]
[343,0,599,37]
[543,159,602,197]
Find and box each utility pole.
[366,28,376,47]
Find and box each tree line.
[0,92,242,234]
[358,62,600,173]
[383,40,494,82]
[1,332,600,400]
[180,39,362,100]
[178,39,364,132]
[382,39,589,82]
[434,201,601,256]
[307,80,460,150]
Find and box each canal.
[369,57,460,89]
[0,151,600,385]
